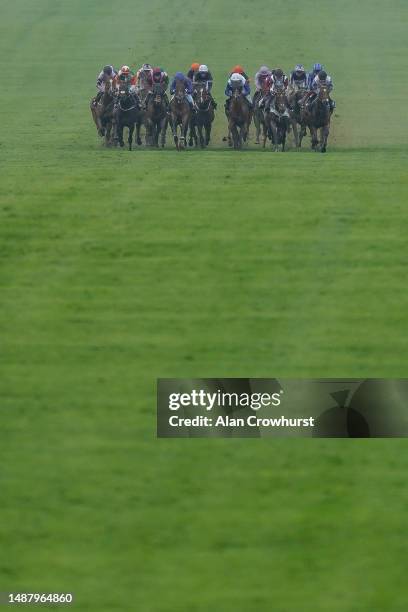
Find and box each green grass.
[1,0,408,610]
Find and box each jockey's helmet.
[259,66,269,74]
[175,71,185,80]
[275,68,283,78]
[142,63,152,71]
[103,65,113,75]
[318,70,327,80]
[191,63,200,71]
[295,64,305,72]
[199,64,208,73]
[313,63,322,72]
[232,65,244,74]
[230,73,243,84]
[120,65,130,75]
[153,67,161,74]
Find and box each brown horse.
[189,83,215,148]
[169,80,191,150]
[144,83,169,147]
[90,79,115,146]
[302,85,332,152]
[253,83,269,145]
[286,84,307,148]
[228,85,252,150]
[264,88,290,151]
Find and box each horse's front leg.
[299,123,306,147]
[180,117,189,149]
[205,122,211,146]
[321,125,329,152]
[128,124,134,150]
[160,117,168,148]
[197,124,205,148]
[310,125,318,150]
[291,120,299,148]
[170,117,179,149]
[271,122,278,151]
[104,121,111,146]
[254,111,260,144]
[136,119,142,146]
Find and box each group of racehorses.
[252,81,332,153]
[90,77,332,152]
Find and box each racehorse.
[189,83,215,148]
[228,84,252,149]
[144,83,169,148]
[264,87,290,151]
[113,86,142,150]
[169,80,191,150]
[253,83,269,145]
[286,84,307,148]
[90,79,115,146]
[302,84,332,152]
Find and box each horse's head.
[232,82,243,99]
[274,87,287,111]
[175,80,185,101]
[117,86,135,109]
[194,83,209,106]
[318,84,330,104]
[152,83,163,104]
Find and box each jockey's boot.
[210,96,217,109]
[329,98,336,113]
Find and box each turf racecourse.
[1,1,408,611]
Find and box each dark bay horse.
[144,83,169,147]
[302,84,332,152]
[264,87,290,151]
[113,87,142,150]
[253,82,269,145]
[228,85,252,149]
[286,84,307,148]
[90,79,115,146]
[189,83,215,148]
[169,80,191,150]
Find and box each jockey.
[254,65,272,107]
[187,62,200,81]
[310,70,335,112]
[194,64,213,90]
[225,72,252,111]
[152,67,169,90]
[170,71,195,109]
[114,65,137,90]
[290,64,308,90]
[230,65,250,82]
[144,67,170,107]
[271,68,289,90]
[94,65,117,103]
[307,63,323,89]
[255,66,272,91]
[112,66,139,111]
[136,63,154,91]
[260,69,288,111]
[193,64,217,109]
